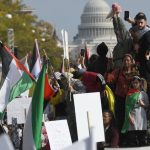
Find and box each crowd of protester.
[1,4,150,150]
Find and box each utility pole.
[12,0,20,3]
[7,28,14,53]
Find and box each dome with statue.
[69,0,117,60]
[73,0,116,42]
[84,0,110,14]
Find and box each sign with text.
[74,92,105,142]
[45,120,72,150]
[7,97,31,124]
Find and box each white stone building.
[69,0,117,61]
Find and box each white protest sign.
[74,92,105,142]
[20,90,29,98]
[105,147,150,150]
[7,97,32,124]
[0,134,14,150]
[63,136,93,150]
[63,127,96,150]
[45,120,72,150]
[61,29,69,60]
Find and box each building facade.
[69,0,117,61]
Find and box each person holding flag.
[122,76,149,147]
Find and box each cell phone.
[80,49,85,57]
[124,11,129,20]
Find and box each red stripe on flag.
[44,73,55,101]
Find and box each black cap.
[135,12,147,21]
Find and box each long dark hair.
[103,110,117,127]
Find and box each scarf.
[105,85,115,115]
[137,26,150,39]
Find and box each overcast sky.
[23,0,150,41]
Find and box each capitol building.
[69,0,117,60]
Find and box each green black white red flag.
[0,42,34,118]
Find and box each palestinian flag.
[23,63,46,150]
[121,89,140,133]
[43,73,55,109]
[20,56,30,97]
[44,73,55,101]
[85,43,90,63]
[0,43,34,118]
[30,39,41,79]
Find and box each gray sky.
[23,0,150,41]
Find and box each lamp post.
[7,28,14,53]
[5,13,14,53]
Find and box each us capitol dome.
[69,0,117,60]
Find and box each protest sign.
[63,127,96,150]
[45,120,72,150]
[0,134,14,150]
[105,147,150,150]
[74,92,105,142]
[7,97,31,124]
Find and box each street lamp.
[41,38,46,42]
[4,13,15,53]
[5,14,12,19]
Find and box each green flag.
[121,90,140,133]
[23,63,46,150]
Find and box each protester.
[96,74,115,114]
[107,3,133,68]
[49,72,68,119]
[105,54,139,146]
[92,42,109,76]
[72,69,115,114]
[67,72,86,142]
[97,110,119,150]
[87,54,98,71]
[134,13,150,84]
[122,76,149,147]
[77,54,87,70]
[54,71,86,142]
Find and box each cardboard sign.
[45,120,72,150]
[7,97,31,124]
[73,92,105,142]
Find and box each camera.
[80,49,85,57]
